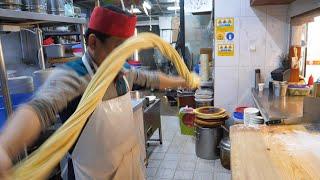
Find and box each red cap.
[88,7,137,38]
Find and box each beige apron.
[65,56,145,180]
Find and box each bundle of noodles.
[9,33,200,179]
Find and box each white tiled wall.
[214,0,290,112]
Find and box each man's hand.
[0,145,12,178]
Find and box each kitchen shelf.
[250,0,296,6]
[48,56,79,64]
[43,31,81,36]
[0,9,87,26]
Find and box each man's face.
[87,34,126,66]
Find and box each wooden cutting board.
[230,124,320,180]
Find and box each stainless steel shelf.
[43,31,81,36]
[0,9,87,26]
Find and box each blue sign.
[226,32,234,41]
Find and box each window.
[291,8,320,81]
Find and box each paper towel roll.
[200,54,209,82]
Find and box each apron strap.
[82,55,95,77]
[123,76,130,91]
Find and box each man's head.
[85,6,137,65]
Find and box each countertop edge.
[131,99,144,112]
[251,89,270,122]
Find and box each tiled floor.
[146,116,231,180]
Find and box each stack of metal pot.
[194,88,213,108]
[21,0,47,13]
[0,0,22,10]
[47,0,65,15]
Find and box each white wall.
[289,0,320,17]
[214,0,290,112]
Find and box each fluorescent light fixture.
[132,8,141,13]
[143,1,151,10]
[167,6,180,11]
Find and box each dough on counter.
[10,33,200,179]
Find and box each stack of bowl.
[243,107,264,126]
[194,89,213,108]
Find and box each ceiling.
[73,0,180,21]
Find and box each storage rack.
[0,8,87,117]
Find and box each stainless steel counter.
[252,88,305,124]
[131,99,144,112]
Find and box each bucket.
[195,125,222,160]
[0,76,34,130]
[0,93,33,131]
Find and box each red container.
[235,106,248,113]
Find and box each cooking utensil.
[219,136,230,170]
[47,0,65,15]
[195,98,213,108]
[22,0,46,13]
[0,0,22,10]
[195,125,222,160]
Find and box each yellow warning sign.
[217,43,234,56]
[216,33,224,41]
[216,17,234,33]
[215,17,234,41]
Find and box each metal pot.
[22,0,46,13]
[0,0,22,10]
[47,0,65,15]
[219,136,231,170]
[195,125,223,160]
